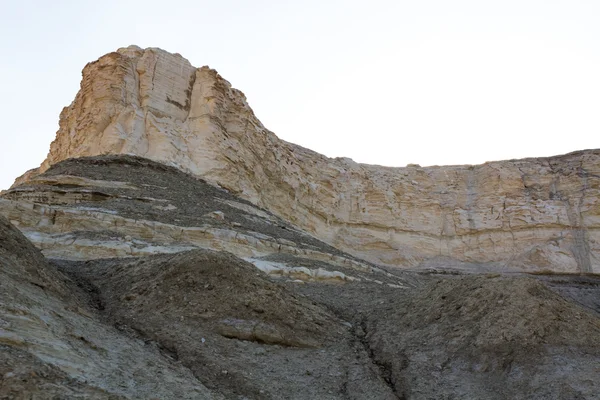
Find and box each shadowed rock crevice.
[354,319,405,400]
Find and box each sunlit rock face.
[15,45,600,272]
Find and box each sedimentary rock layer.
[15,45,600,272]
[3,155,396,287]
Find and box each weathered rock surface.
[14,45,600,272]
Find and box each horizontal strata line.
[322,219,598,240]
[2,197,597,245]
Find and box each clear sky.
[1,0,599,189]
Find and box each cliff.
[3,46,600,398]
[14,45,600,273]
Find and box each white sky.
[1,0,599,189]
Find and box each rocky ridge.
[14,45,600,273]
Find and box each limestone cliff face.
[17,46,600,272]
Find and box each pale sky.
[1,0,599,189]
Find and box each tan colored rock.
[205,210,225,221]
[14,46,600,272]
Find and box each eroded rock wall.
[16,46,600,272]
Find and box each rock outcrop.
[3,45,600,399]
[13,45,600,273]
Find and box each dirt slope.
[59,251,397,400]
[361,275,600,399]
[0,215,221,399]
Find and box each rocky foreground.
[1,46,600,398]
